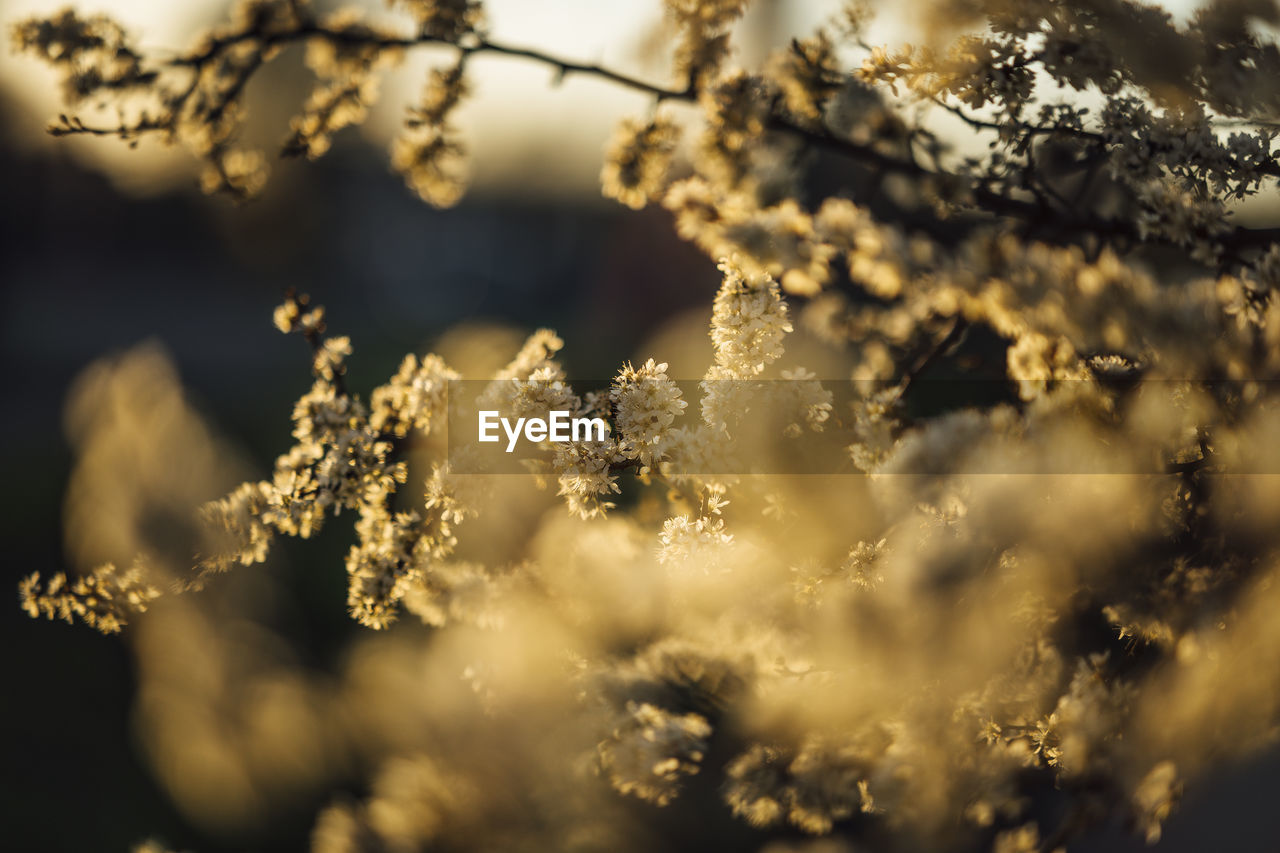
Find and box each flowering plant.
[15,1,1280,851]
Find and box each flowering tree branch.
[24,2,1280,262]
[16,2,1280,851]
